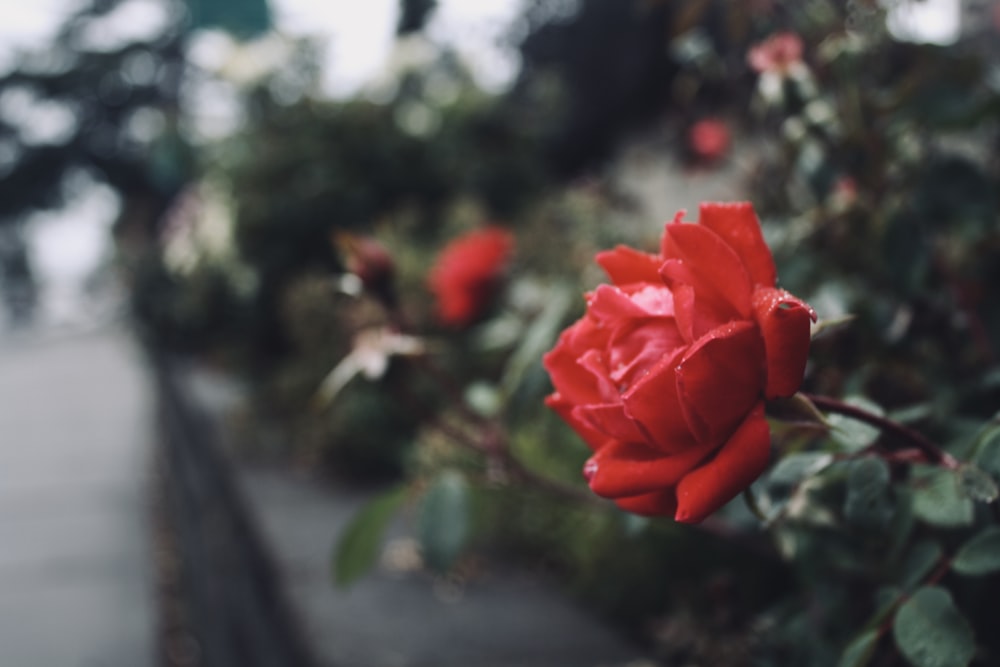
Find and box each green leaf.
[956,464,999,503]
[770,452,835,488]
[882,210,931,296]
[333,486,408,587]
[838,629,879,667]
[871,585,903,629]
[417,471,471,572]
[972,424,1000,479]
[620,513,650,538]
[952,526,1000,576]
[844,458,894,529]
[828,397,884,452]
[892,587,975,667]
[499,282,575,402]
[898,540,943,591]
[910,466,974,528]
[811,313,857,341]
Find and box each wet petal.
[573,402,648,444]
[670,282,696,342]
[596,246,664,285]
[614,489,678,517]
[752,286,816,398]
[660,223,753,317]
[544,393,609,451]
[628,284,675,316]
[676,320,765,444]
[585,438,717,498]
[620,348,697,453]
[674,404,771,523]
[587,285,650,321]
[542,317,610,406]
[658,263,742,337]
[698,202,776,288]
[607,318,685,387]
[658,210,688,257]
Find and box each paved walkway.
[0,325,155,666]
[238,468,653,667]
[183,368,654,667]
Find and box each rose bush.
[543,202,815,523]
[428,226,514,328]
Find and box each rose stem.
[801,393,959,469]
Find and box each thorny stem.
[802,393,960,470]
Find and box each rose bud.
[427,226,514,328]
[336,233,397,307]
[688,119,731,164]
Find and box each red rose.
[688,119,731,163]
[543,203,815,523]
[428,226,514,328]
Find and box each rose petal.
[660,222,753,318]
[659,265,729,340]
[674,404,771,523]
[585,438,717,498]
[607,317,684,386]
[542,317,610,406]
[676,320,765,445]
[544,394,609,451]
[698,202,777,288]
[670,283,696,342]
[587,285,647,321]
[577,349,618,402]
[614,490,678,517]
[659,210,688,257]
[573,402,649,444]
[596,246,664,285]
[620,348,697,453]
[627,284,675,317]
[752,286,816,398]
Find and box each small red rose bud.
[688,119,731,164]
[336,233,397,307]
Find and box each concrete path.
[182,366,655,667]
[237,468,654,667]
[0,325,155,666]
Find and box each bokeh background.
[2,1,999,666]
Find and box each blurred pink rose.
[747,32,804,75]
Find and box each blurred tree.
[219,51,551,362]
[397,0,438,35]
[0,0,191,229]
[509,0,755,176]
[185,0,271,38]
[0,0,196,321]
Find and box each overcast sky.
[0,0,522,96]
